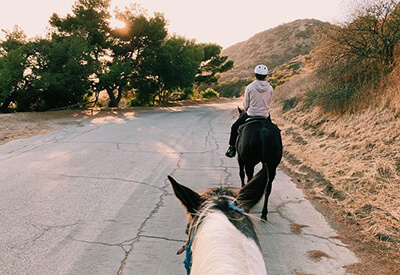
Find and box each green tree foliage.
[0,33,94,111]
[195,44,233,85]
[49,0,112,102]
[28,36,94,111]
[100,5,168,107]
[312,0,400,112]
[0,27,28,111]
[151,36,204,105]
[0,1,233,111]
[50,0,112,57]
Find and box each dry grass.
[277,106,400,234]
[306,250,332,262]
[271,64,400,274]
[290,223,309,235]
[383,62,400,113]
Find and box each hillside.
[270,63,400,274]
[221,19,327,80]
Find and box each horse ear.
[168,176,202,217]
[237,106,243,114]
[237,165,269,211]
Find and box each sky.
[0,0,347,48]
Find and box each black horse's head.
[237,106,246,117]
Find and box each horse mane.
[188,187,266,274]
[192,187,260,245]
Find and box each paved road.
[0,99,358,275]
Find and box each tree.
[310,0,400,112]
[0,27,29,111]
[50,0,112,59]
[99,5,168,107]
[0,22,95,112]
[49,0,112,104]
[151,36,204,105]
[314,0,400,87]
[28,36,94,111]
[195,43,234,85]
[97,59,131,107]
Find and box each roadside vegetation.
[271,0,400,273]
[0,0,232,112]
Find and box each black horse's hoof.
[260,215,268,222]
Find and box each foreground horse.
[236,107,283,220]
[168,166,269,275]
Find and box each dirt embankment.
[271,74,400,275]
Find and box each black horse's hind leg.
[261,168,276,221]
[245,165,255,183]
[239,158,245,187]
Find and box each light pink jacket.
[243,80,273,117]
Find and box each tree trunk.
[107,88,118,107]
[115,86,123,106]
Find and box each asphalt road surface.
[0,99,358,274]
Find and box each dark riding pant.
[229,114,272,146]
[229,113,250,146]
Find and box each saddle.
[245,116,270,123]
[238,116,280,133]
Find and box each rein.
[182,203,245,274]
[183,227,196,275]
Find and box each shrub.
[311,0,400,113]
[318,85,356,113]
[214,77,250,98]
[201,88,220,98]
[282,97,298,112]
[303,85,357,113]
[304,88,320,109]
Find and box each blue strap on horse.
[229,203,245,213]
[183,227,196,275]
[183,205,244,274]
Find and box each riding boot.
[225,145,236,158]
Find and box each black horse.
[236,107,283,220]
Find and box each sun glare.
[109,16,126,29]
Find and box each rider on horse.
[226,64,273,158]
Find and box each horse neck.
[190,211,267,275]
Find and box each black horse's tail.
[259,127,273,167]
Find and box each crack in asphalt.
[55,125,100,142]
[205,113,233,187]
[71,237,135,248]
[70,234,185,249]
[0,136,59,161]
[116,112,231,274]
[31,222,80,243]
[271,199,350,249]
[55,174,163,191]
[116,150,183,275]
[117,180,171,275]
[0,125,98,161]
[139,234,185,243]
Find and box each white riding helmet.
[254,64,268,76]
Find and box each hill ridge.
[221,19,327,80]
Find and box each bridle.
[183,226,196,275]
[179,202,245,274]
